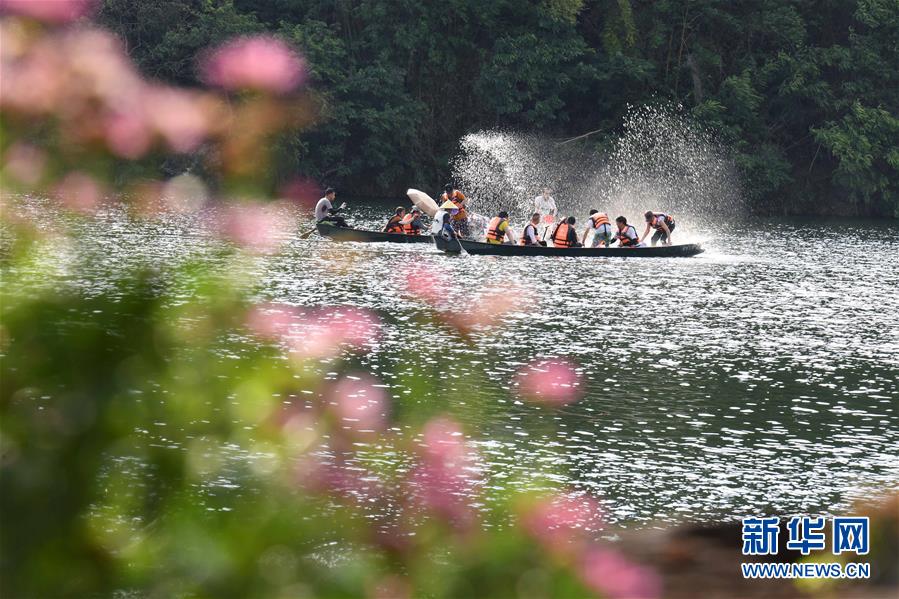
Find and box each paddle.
[542,217,561,246]
[300,202,347,239]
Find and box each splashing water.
[452,104,743,239]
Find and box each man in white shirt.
[314,188,348,227]
[533,187,557,239]
[533,187,557,222]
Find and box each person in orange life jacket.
[613,215,644,247]
[582,209,613,248]
[551,216,582,248]
[641,210,675,246]
[439,184,469,237]
[485,210,516,244]
[383,207,405,233]
[520,212,545,246]
[400,208,423,235]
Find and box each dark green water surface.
[4,197,897,527]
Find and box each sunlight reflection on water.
[4,198,898,528]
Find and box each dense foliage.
[97,0,899,216]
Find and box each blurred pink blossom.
[0,37,65,114]
[103,109,152,158]
[54,171,102,213]
[246,303,301,340]
[0,0,96,24]
[327,374,387,433]
[289,307,381,359]
[200,36,305,94]
[294,449,385,505]
[218,202,291,254]
[579,548,661,599]
[324,307,382,348]
[3,143,46,186]
[143,86,218,153]
[402,264,449,306]
[246,303,381,360]
[408,417,479,526]
[515,359,583,406]
[521,494,603,554]
[279,177,322,210]
[442,287,534,334]
[370,575,411,599]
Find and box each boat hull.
[434,236,704,257]
[316,222,432,243]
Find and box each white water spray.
[452,104,743,241]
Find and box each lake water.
[4,197,898,528]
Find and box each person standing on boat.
[550,216,582,248]
[533,188,557,223]
[315,188,348,227]
[400,208,423,235]
[383,207,405,233]
[641,211,675,246]
[439,184,469,237]
[485,210,516,245]
[613,216,644,247]
[520,212,543,246]
[582,209,613,248]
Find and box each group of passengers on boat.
[484,209,674,248]
[429,184,677,248]
[316,184,676,248]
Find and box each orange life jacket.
[441,191,467,220]
[552,222,574,248]
[649,213,675,230]
[616,225,640,247]
[519,223,538,245]
[385,215,403,233]
[485,216,506,243]
[590,213,610,228]
[401,215,421,235]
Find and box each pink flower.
[441,287,534,335]
[199,36,305,94]
[3,143,46,186]
[521,495,604,554]
[245,303,301,339]
[279,177,322,210]
[54,171,102,213]
[402,264,449,306]
[369,575,411,599]
[289,307,381,359]
[0,36,65,115]
[0,0,96,24]
[103,109,152,158]
[579,548,661,599]
[515,359,583,406]
[327,374,388,433]
[218,202,291,254]
[246,303,381,360]
[294,449,385,505]
[408,417,479,526]
[325,307,381,348]
[143,86,219,153]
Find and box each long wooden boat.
[434,235,704,257]
[316,222,432,243]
